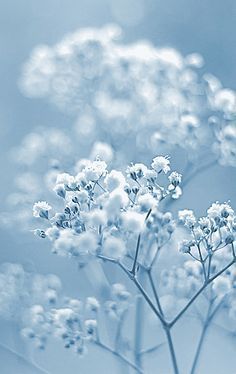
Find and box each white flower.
[180,114,199,132]
[207,202,234,222]
[168,172,182,187]
[179,240,193,253]
[215,125,236,167]
[198,217,211,232]
[171,186,182,199]
[86,297,100,312]
[56,173,73,186]
[83,160,107,181]
[126,163,148,180]
[143,169,157,181]
[33,201,52,219]
[137,193,157,211]
[53,184,66,198]
[178,209,196,228]
[105,188,129,216]
[214,89,236,113]
[84,319,97,338]
[45,226,60,241]
[76,232,97,255]
[85,209,107,227]
[75,171,87,186]
[104,170,126,191]
[68,299,83,313]
[121,211,145,233]
[54,230,96,257]
[112,283,130,301]
[103,236,126,259]
[151,156,170,174]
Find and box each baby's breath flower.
[86,209,107,227]
[84,319,97,339]
[126,163,148,180]
[179,240,194,253]
[137,193,157,211]
[83,159,107,182]
[105,188,129,215]
[178,209,196,228]
[104,170,126,191]
[168,172,182,187]
[121,211,145,233]
[33,201,52,219]
[151,156,170,174]
[103,236,126,259]
[53,184,66,198]
[85,297,100,313]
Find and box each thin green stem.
[0,342,50,374]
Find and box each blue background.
[0,1,236,373]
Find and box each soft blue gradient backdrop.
[0,1,236,373]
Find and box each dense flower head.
[33,156,180,267]
[177,202,236,290]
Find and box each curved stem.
[170,258,235,327]
[139,342,165,356]
[95,341,144,374]
[0,342,50,374]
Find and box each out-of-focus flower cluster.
[19,24,236,165]
[4,24,236,230]
[33,156,180,268]
[21,282,132,355]
[0,263,61,322]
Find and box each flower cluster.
[0,263,61,322]
[22,283,132,356]
[33,156,179,268]
[178,202,236,257]
[4,25,236,232]
[19,24,236,166]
